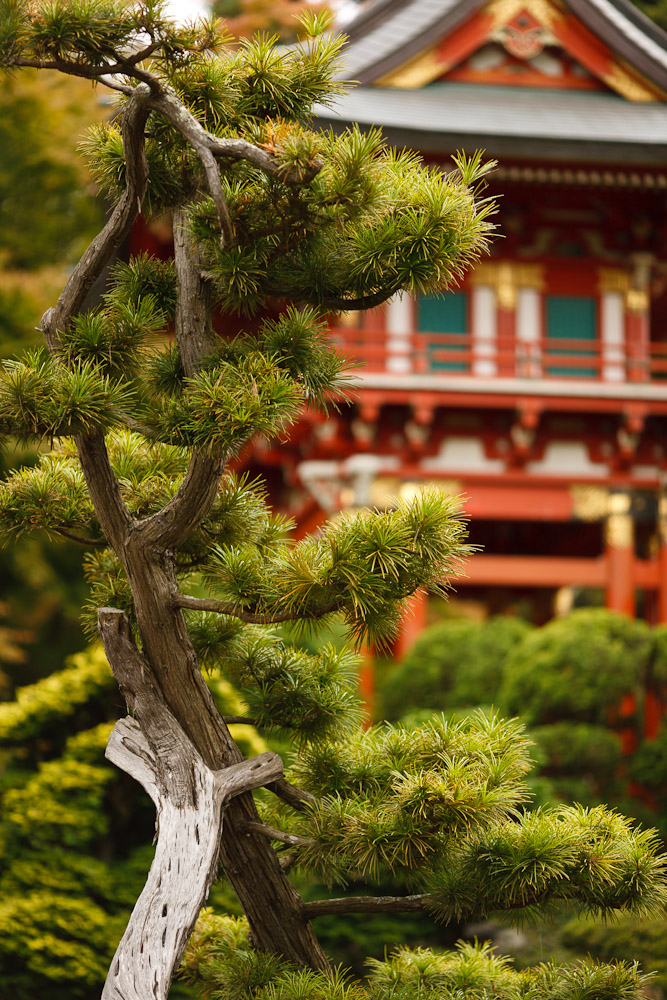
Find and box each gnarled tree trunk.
[98,609,307,1000]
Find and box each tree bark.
[100,700,283,997]
[106,537,330,973]
[98,606,330,995]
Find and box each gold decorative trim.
[487,0,563,30]
[375,47,446,89]
[471,262,545,289]
[370,477,463,507]
[605,512,634,549]
[605,492,633,549]
[659,494,667,545]
[598,268,629,294]
[470,262,544,309]
[602,60,664,103]
[608,492,631,515]
[571,484,609,521]
[626,289,650,314]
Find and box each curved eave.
[314,84,667,166]
[567,0,667,92]
[339,0,487,83]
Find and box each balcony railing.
[332,328,667,382]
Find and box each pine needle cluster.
[181,911,653,1000]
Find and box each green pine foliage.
[181,911,653,1000]
[0,3,665,998]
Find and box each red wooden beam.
[453,555,660,588]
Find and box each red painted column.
[495,265,517,377]
[658,492,667,624]
[625,252,652,382]
[392,590,428,662]
[604,492,635,616]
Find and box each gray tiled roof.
[314,83,667,159]
[568,0,667,85]
[340,0,467,77]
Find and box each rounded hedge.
[498,609,653,726]
[380,615,533,721]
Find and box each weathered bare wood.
[133,206,225,551]
[39,89,151,556]
[100,613,287,1000]
[41,84,151,350]
[103,731,283,1000]
[150,87,321,186]
[215,752,284,799]
[75,432,135,558]
[266,777,318,812]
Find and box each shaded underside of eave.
[313,85,667,166]
[339,0,667,94]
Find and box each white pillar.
[385,293,413,373]
[471,285,497,375]
[601,291,625,382]
[516,287,542,378]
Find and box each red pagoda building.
[233,0,667,639]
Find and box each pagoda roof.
[315,81,667,163]
[315,0,667,162]
[340,0,667,91]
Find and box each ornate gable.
[373,0,665,100]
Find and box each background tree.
[0,66,106,691]
[212,0,329,41]
[0,4,665,999]
[380,615,533,722]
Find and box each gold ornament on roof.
[570,485,609,521]
[603,60,664,103]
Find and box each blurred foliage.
[0,70,104,273]
[0,644,266,998]
[213,0,330,41]
[499,609,656,726]
[633,0,667,30]
[0,69,105,689]
[559,913,667,994]
[380,615,533,720]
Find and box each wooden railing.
[331,328,667,382]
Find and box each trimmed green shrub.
[381,616,533,720]
[499,609,653,726]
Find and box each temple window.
[417,291,469,371]
[545,294,598,377]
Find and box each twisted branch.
[173,593,343,624]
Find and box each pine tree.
[0,3,665,998]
